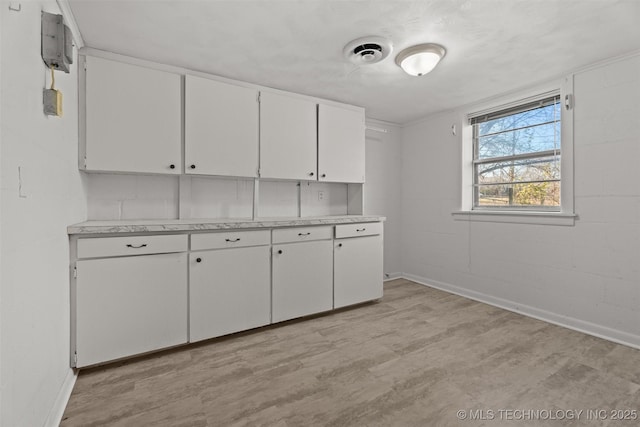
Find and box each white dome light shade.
[395,43,446,76]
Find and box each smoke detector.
[343,36,392,65]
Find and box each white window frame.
[453,76,576,226]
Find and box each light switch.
[18,166,28,198]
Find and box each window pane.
[476,155,561,184]
[476,182,560,208]
[554,100,561,120]
[477,122,560,159]
[471,93,562,212]
[477,103,559,136]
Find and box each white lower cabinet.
[334,232,384,309]
[189,245,271,342]
[71,221,384,367]
[75,252,188,367]
[272,240,334,322]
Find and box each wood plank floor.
[61,279,640,426]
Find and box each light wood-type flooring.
[61,279,640,426]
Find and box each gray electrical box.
[41,12,73,73]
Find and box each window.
[471,94,561,211]
[454,77,575,226]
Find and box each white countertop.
[68,215,386,235]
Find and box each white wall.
[400,54,640,347]
[86,174,179,220]
[300,181,348,217]
[190,176,253,219]
[85,174,352,220]
[0,2,87,426]
[0,2,4,424]
[365,121,402,277]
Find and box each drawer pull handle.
[298,232,311,236]
[225,238,241,242]
[278,250,283,254]
[338,243,343,247]
[356,228,366,232]
[196,257,202,263]
[126,244,147,248]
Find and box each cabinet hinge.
[73,267,77,279]
[83,156,87,169]
[257,167,261,177]
[257,92,261,103]
[73,352,78,365]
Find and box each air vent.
[343,36,392,65]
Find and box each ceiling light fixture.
[395,43,446,76]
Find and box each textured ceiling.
[68,0,640,124]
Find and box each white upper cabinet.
[83,56,181,174]
[185,76,259,177]
[259,92,317,181]
[318,104,365,183]
[81,55,366,183]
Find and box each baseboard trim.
[401,273,640,351]
[44,368,77,427]
[383,272,403,281]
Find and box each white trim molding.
[57,0,84,49]
[383,272,403,281]
[452,210,577,226]
[43,369,77,427]
[365,118,400,135]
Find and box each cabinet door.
[189,246,271,342]
[334,235,383,308]
[272,240,333,322]
[185,76,259,177]
[84,56,181,174]
[260,92,317,180]
[75,253,187,367]
[318,104,365,183]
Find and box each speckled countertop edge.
[68,215,386,235]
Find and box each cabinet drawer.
[77,234,188,259]
[191,230,270,251]
[272,226,333,244]
[335,222,383,239]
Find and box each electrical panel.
[41,12,73,73]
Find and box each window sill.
[452,210,577,226]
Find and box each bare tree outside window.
[472,95,561,210]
